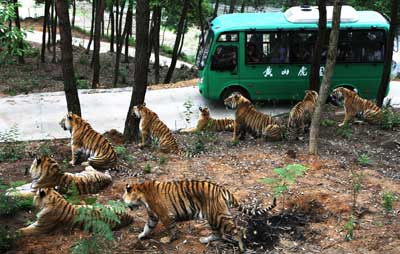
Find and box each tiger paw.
[160,236,172,244]
[81,162,89,166]
[338,122,345,127]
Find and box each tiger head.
[123,183,146,210]
[224,92,250,109]
[33,187,64,210]
[199,107,210,119]
[30,155,62,189]
[330,87,347,107]
[132,103,147,119]
[304,90,319,103]
[59,112,80,132]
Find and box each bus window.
[197,31,214,70]
[246,32,290,64]
[289,31,316,63]
[211,45,237,71]
[217,32,239,42]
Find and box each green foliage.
[380,107,400,130]
[0,225,19,253]
[159,155,167,165]
[38,141,52,156]
[0,1,30,63]
[114,145,135,166]
[344,215,355,241]
[357,153,371,166]
[382,192,395,213]
[321,119,336,127]
[260,164,308,210]
[0,180,33,216]
[5,79,42,95]
[0,125,25,163]
[119,67,129,84]
[186,129,216,157]
[144,163,151,174]
[78,55,90,65]
[63,183,81,205]
[336,125,353,139]
[71,201,127,254]
[76,78,90,89]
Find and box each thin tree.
[229,0,236,13]
[51,0,57,63]
[86,0,96,54]
[92,0,105,88]
[309,0,342,155]
[55,0,82,116]
[213,0,219,18]
[124,0,133,63]
[41,0,50,63]
[163,0,190,84]
[109,1,115,52]
[112,0,127,86]
[123,0,150,142]
[376,0,398,107]
[13,0,24,63]
[309,0,327,91]
[195,0,205,61]
[240,0,245,13]
[153,5,162,83]
[72,0,76,27]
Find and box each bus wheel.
[221,87,250,102]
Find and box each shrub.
[380,107,400,130]
[357,154,371,166]
[382,192,395,213]
[0,181,33,216]
[0,225,19,253]
[0,126,25,163]
[336,125,353,139]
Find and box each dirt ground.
[1,105,399,254]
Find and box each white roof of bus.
[284,5,359,23]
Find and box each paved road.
[1,82,399,142]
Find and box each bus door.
[208,32,240,99]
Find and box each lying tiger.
[330,87,382,126]
[180,107,234,133]
[59,112,118,170]
[18,188,134,236]
[287,90,319,140]
[123,180,276,253]
[223,93,282,142]
[6,155,112,198]
[133,103,183,155]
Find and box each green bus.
[196,5,390,102]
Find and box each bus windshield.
[197,31,214,70]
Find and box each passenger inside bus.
[246,43,261,63]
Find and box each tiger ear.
[199,107,203,111]
[126,184,132,193]
[143,102,146,107]
[67,112,73,119]
[39,188,46,198]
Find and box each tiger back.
[30,155,112,195]
[59,112,118,170]
[123,180,276,253]
[180,107,234,133]
[287,90,319,140]
[18,188,134,236]
[223,93,282,141]
[133,103,183,155]
[330,87,381,126]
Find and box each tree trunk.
[153,6,161,84]
[86,0,96,54]
[213,0,219,17]
[72,0,76,27]
[55,0,82,116]
[163,0,189,84]
[13,0,24,63]
[229,0,236,13]
[92,0,105,89]
[41,0,50,63]
[47,3,52,51]
[147,9,156,60]
[377,0,398,106]
[123,0,150,142]
[110,3,114,52]
[309,0,327,91]
[178,23,186,58]
[240,0,245,13]
[124,2,133,63]
[51,1,57,63]
[309,0,341,155]
[195,0,205,62]
[112,0,127,87]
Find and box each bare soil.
[1,107,399,254]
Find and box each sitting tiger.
[287,90,319,140]
[330,87,382,126]
[133,103,183,155]
[18,188,134,236]
[59,112,118,170]
[123,180,276,253]
[180,107,234,133]
[6,155,112,198]
[223,93,282,142]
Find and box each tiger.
[6,155,112,198]
[59,112,118,170]
[123,180,276,253]
[223,93,282,142]
[18,188,134,236]
[133,103,183,155]
[180,107,234,133]
[287,90,319,140]
[330,87,382,126]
